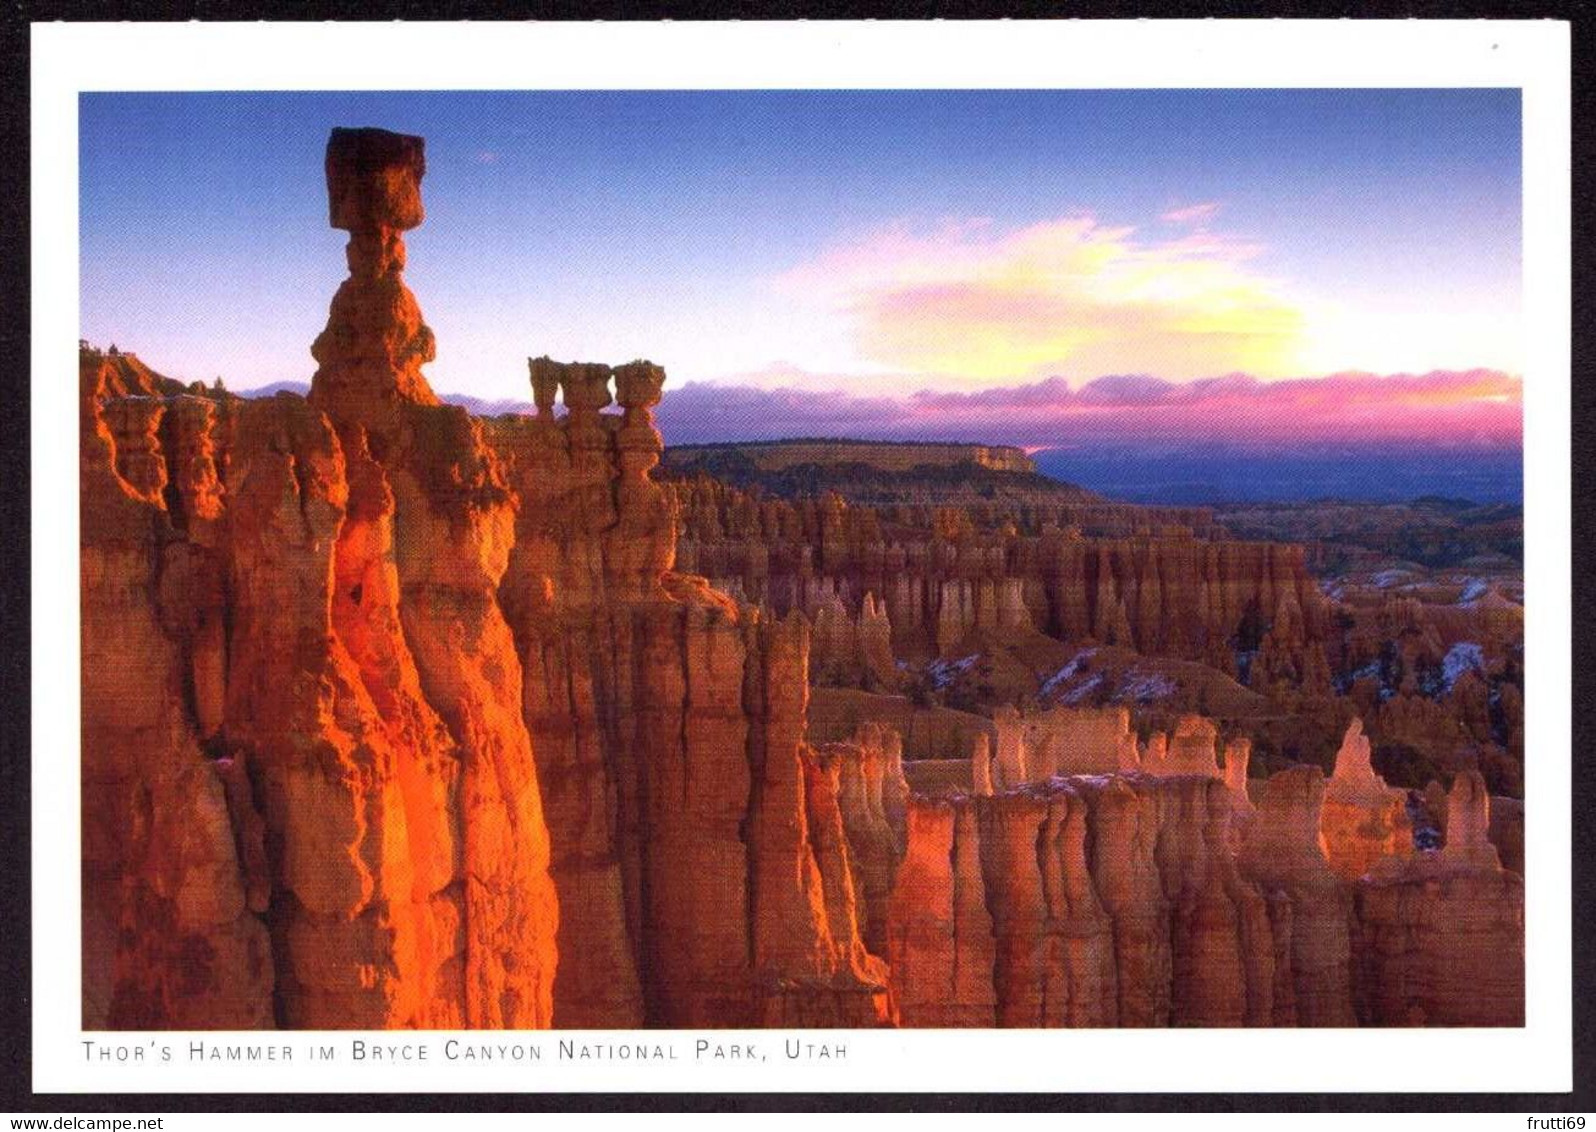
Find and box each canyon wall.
[670,476,1332,686]
[1353,771,1524,1026]
[672,471,1523,803]
[881,755,1520,1029]
[481,356,890,1028]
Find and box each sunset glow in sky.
[80,89,1522,451]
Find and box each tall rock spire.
[309,126,440,438]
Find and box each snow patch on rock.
[1039,648,1098,700]
[1440,641,1485,693]
[927,653,981,690]
[1114,671,1178,704]
[1061,674,1105,705]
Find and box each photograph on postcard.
[75,85,1528,1034]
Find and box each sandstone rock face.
[885,773,1320,1028]
[1142,715,1222,778]
[1319,718,1414,880]
[886,798,997,1026]
[986,704,1141,787]
[818,724,908,955]
[1235,767,1357,1026]
[970,705,1241,793]
[83,127,558,1029]
[811,591,901,691]
[1488,795,1525,876]
[81,376,273,1028]
[672,478,1330,683]
[881,754,1520,1028]
[483,358,893,1028]
[1223,737,1255,816]
[1352,771,1523,1026]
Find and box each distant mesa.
[660,437,1102,506]
[664,438,1038,475]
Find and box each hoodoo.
[310,127,441,431]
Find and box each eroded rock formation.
[886,772,1310,1028]
[875,702,1520,1028]
[83,129,895,1030]
[478,354,893,1028]
[1319,718,1414,880]
[1352,772,1524,1026]
[671,468,1524,804]
[84,128,559,1029]
[81,365,274,1028]
[671,477,1332,686]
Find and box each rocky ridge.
[665,439,1041,476]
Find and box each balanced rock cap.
[326,126,426,232]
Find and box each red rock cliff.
[482,357,891,1027]
[671,478,1331,686]
[83,128,558,1029]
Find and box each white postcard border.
[30,18,1572,1095]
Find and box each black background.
[0,0,1589,1113]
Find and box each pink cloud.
[1161,201,1222,225]
[655,368,1522,450]
[775,213,1303,383]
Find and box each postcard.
[24,17,1573,1102]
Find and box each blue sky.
[80,89,1521,404]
